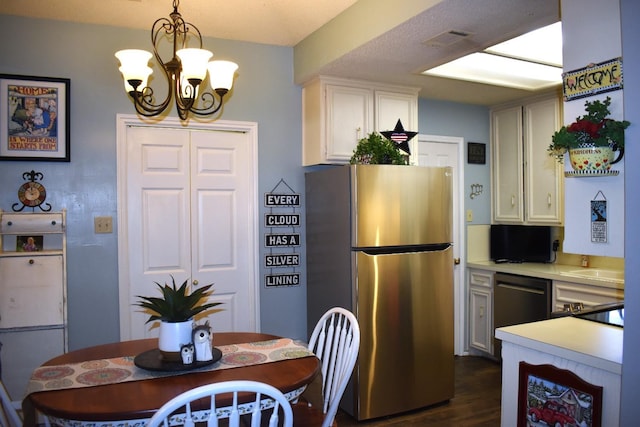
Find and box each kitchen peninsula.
[496,316,622,426]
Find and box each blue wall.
[619,0,640,421]
[0,15,491,351]
[0,15,305,349]
[419,98,491,226]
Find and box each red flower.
[567,119,603,138]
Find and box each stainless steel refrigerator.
[305,164,454,420]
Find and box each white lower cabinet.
[552,280,624,312]
[468,269,493,354]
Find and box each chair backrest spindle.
[147,380,293,427]
[306,307,360,427]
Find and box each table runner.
[26,338,313,396]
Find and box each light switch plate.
[95,216,113,233]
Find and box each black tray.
[134,347,222,372]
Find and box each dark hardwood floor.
[335,356,502,427]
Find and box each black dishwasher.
[493,273,552,359]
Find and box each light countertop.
[467,260,624,290]
[495,317,622,374]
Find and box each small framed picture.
[467,142,486,164]
[17,235,44,252]
[518,362,602,427]
[0,74,70,161]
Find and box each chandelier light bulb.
[176,48,213,83]
[115,49,154,92]
[208,60,239,91]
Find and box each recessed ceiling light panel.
[421,21,563,90]
[423,53,562,90]
[486,22,562,66]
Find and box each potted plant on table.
[548,96,630,171]
[135,276,222,361]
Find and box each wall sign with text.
[591,191,607,243]
[263,179,301,288]
[467,142,486,164]
[562,58,623,101]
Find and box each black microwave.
[490,224,552,263]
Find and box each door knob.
[454,258,460,265]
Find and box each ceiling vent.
[423,30,472,47]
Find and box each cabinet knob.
[51,220,57,225]
[29,259,35,265]
[193,280,199,286]
[454,258,461,265]
[6,221,12,226]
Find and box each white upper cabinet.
[524,98,564,224]
[302,76,419,166]
[492,105,524,222]
[491,94,563,224]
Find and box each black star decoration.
[381,119,417,155]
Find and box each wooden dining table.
[22,332,320,427]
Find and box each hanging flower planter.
[547,96,630,173]
[568,144,623,171]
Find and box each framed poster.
[517,362,602,427]
[0,74,70,161]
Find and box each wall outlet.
[95,216,113,234]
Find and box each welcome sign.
[562,58,623,101]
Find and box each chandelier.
[115,0,238,120]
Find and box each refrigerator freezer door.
[353,246,454,419]
[351,165,452,248]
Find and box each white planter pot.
[158,319,194,361]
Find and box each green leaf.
[133,275,223,323]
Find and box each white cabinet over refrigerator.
[0,210,67,400]
[302,76,419,165]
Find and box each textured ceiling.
[0,0,562,106]
[315,0,562,105]
[0,0,359,46]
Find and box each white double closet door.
[117,116,259,341]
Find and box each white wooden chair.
[294,307,360,427]
[146,380,293,427]
[1,379,52,427]
[0,380,22,427]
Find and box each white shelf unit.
[0,209,67,400]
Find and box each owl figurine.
[193,321,214,362]
[180,343,195,364]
